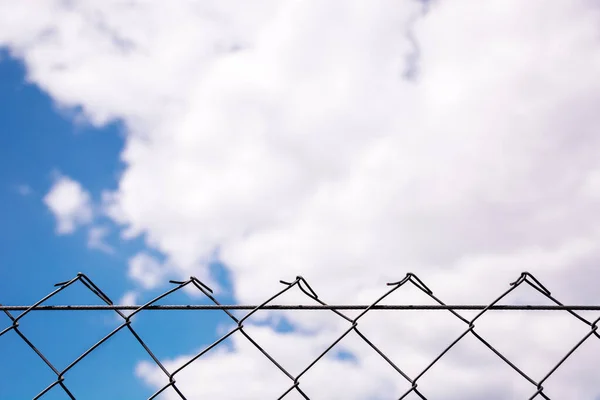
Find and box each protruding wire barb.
[387,272,433,295]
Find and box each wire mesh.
[1,271,599,399]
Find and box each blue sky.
[1,1,600,398]
[0,52,234,399]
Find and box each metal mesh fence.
[1,271,599,399]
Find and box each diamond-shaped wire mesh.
[1,272,599,399]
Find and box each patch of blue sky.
[0,52,233,399]
[332,348,359,364]
[246,312,297,334]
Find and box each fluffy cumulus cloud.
[87,225,114,253]
[127,252,168,290]
[43,174,93,234]
[118,290,138,307]
[3,0,600,398]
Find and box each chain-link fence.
[1,271,599,399]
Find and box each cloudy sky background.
[1,0,600,398]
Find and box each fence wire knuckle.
[1,271,599,399]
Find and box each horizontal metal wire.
[2,304,600,311]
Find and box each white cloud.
[4,0,600,398]
[43,174,93,234]
[118,290,138,306]
[86,225,114,253]
[127,252,167,290]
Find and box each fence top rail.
[2,304,600,311]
